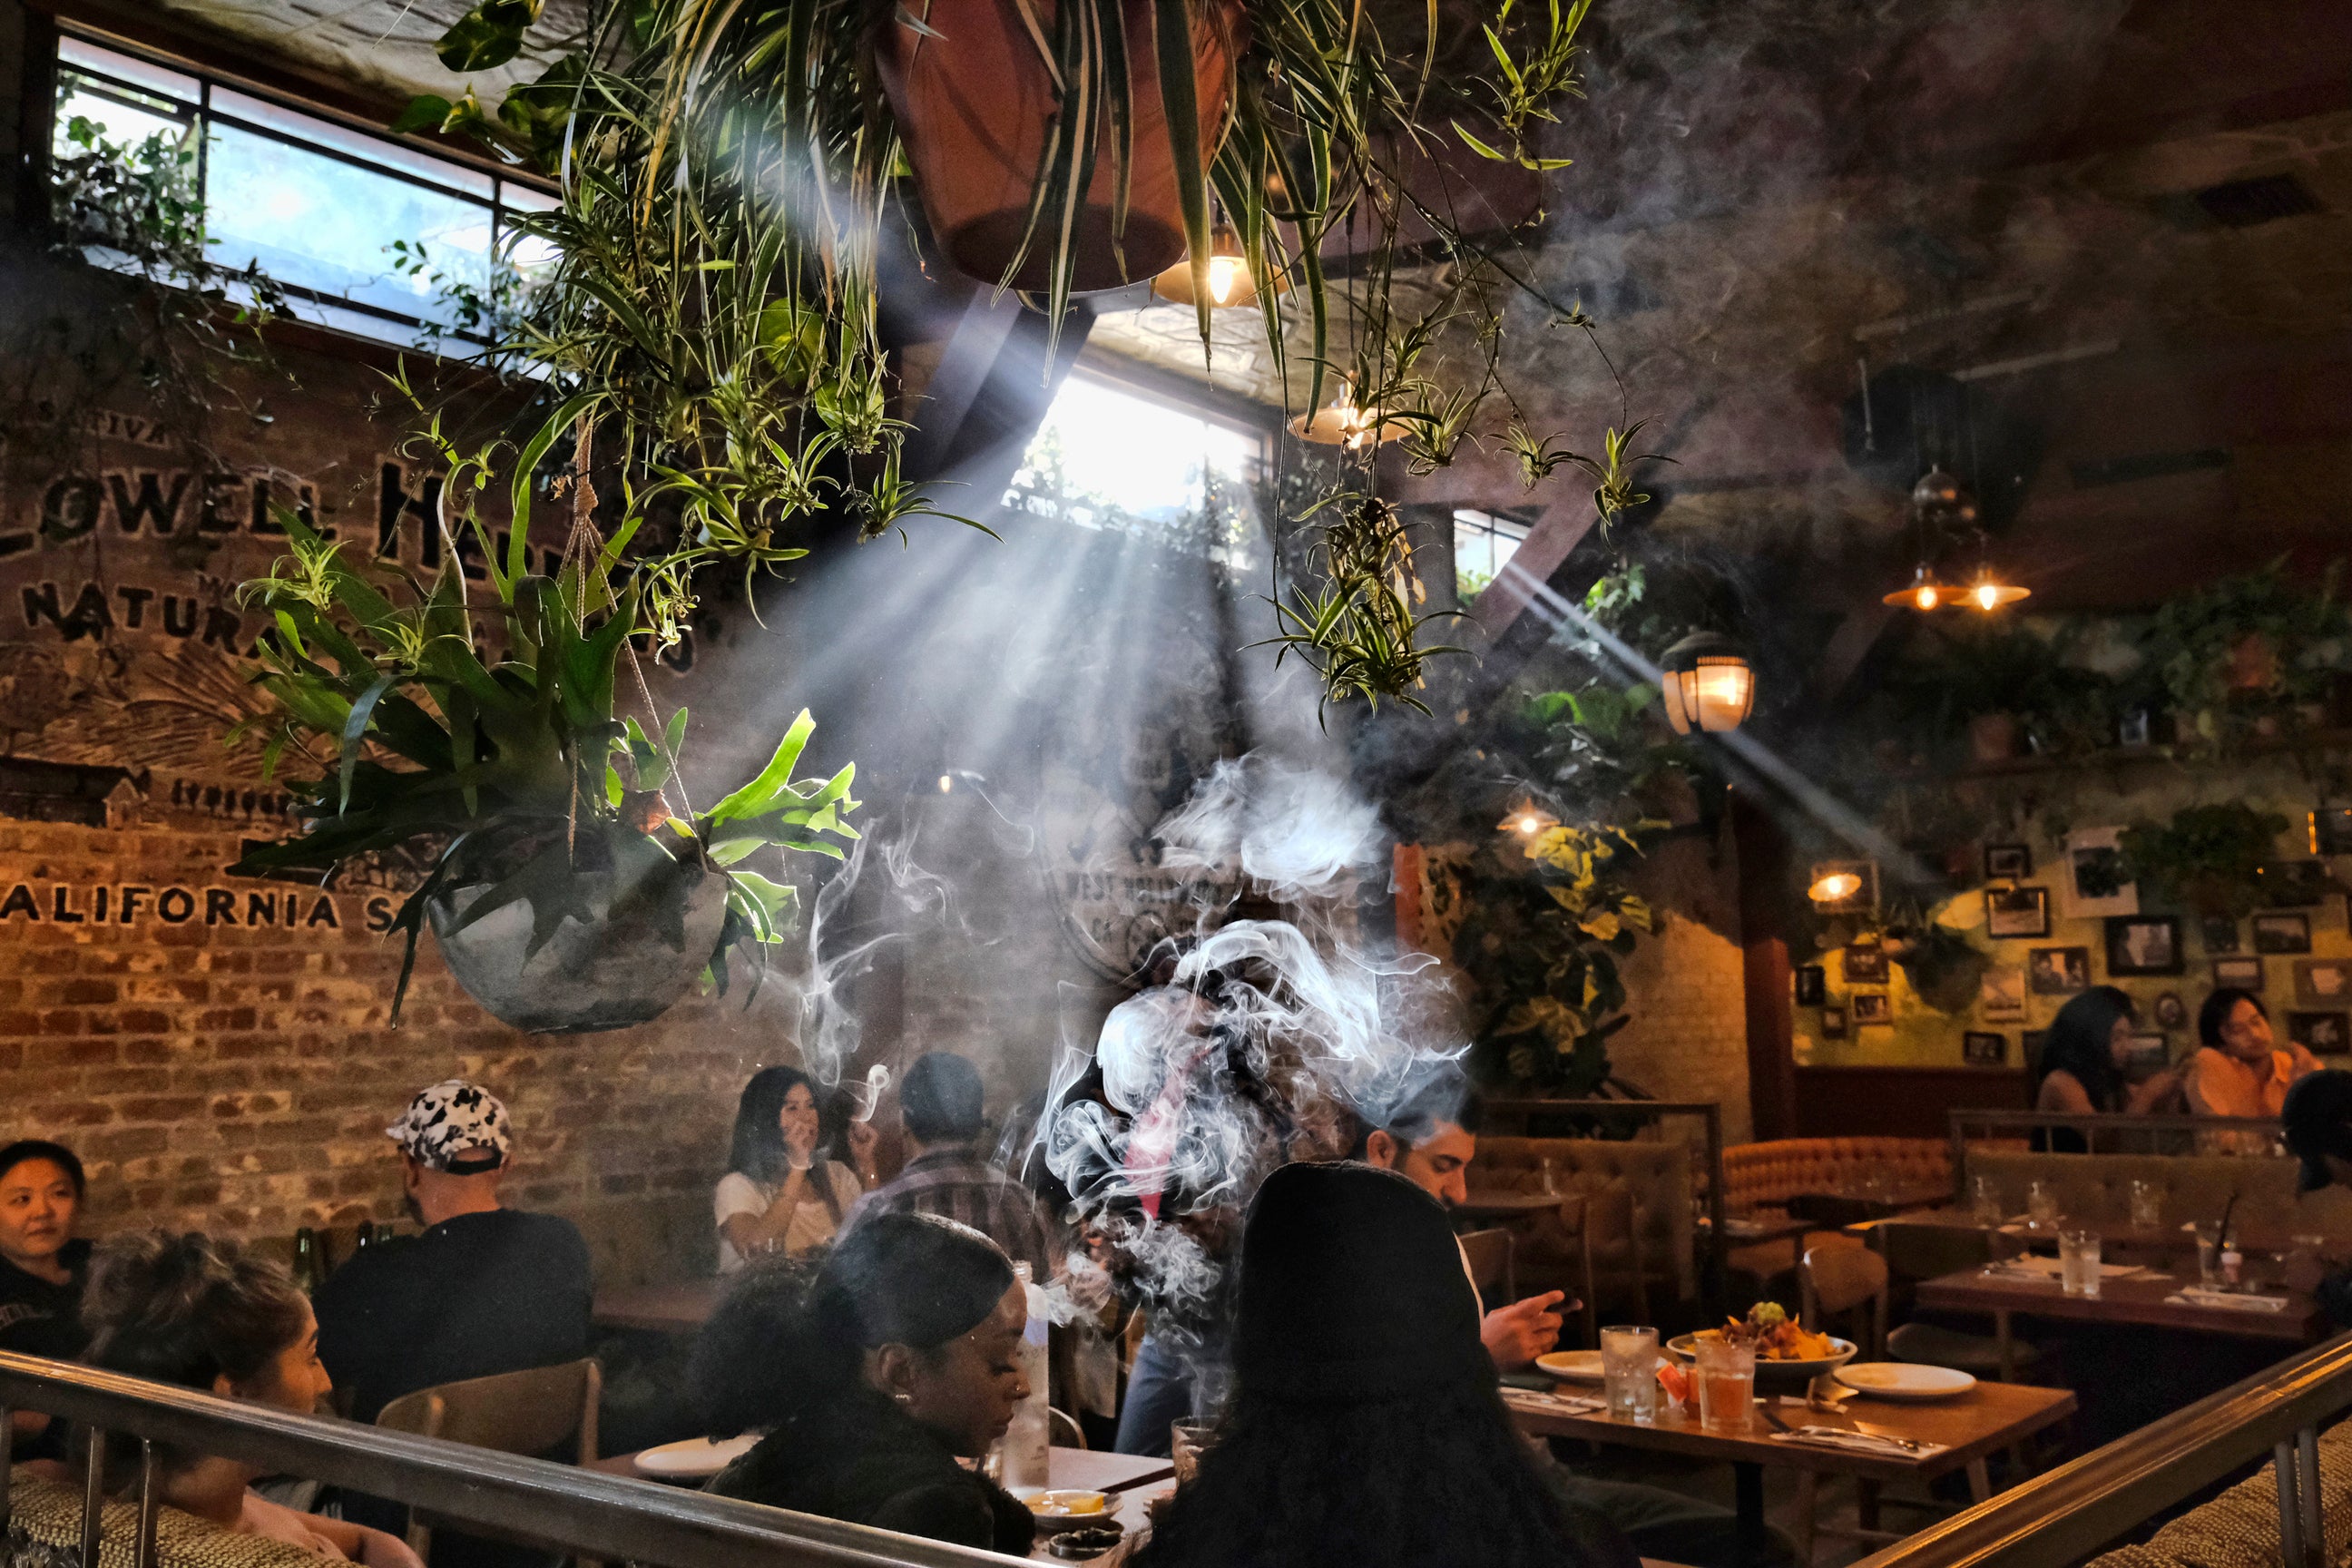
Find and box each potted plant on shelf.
[1883,622,2113,766]
[231,512,860,1034]
[2118,803,2290,920]
[391,0,1632,713]
[2132,559,2352,750]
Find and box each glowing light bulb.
[1975,583,1998,610]
[1809,870,1863,904]
[1518,816,1540,833]
[1207,254,1244,305]
[1916,585,1939,610]
[937,774,953,793]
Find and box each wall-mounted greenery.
[2119,803,2292,919]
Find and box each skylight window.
[51,34,550,353]
[1005,372,1267,567]
[1454,508,1532,601]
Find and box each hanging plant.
[229,479,861,1034]
[2119,803,2290,920]
[389,0,1638,710]
[2130,558,2351,750]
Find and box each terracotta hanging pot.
[879,0,1245,292]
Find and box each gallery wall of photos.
[1791,760,2352,1075]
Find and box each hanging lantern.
[1658,632,1755,735]
[1151,223,1289,309]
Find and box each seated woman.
[2187,987,2318,1120]
[80,1230,423,1568]
[1,1140,93,1460]
[695,1212,1034,1554]
[1133,1161,1639,1568]
[714,1065,878,1270]
[2033,986,2182,1151]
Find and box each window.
[51,34,553,351]
[1454,508,1532,601]
[1004,372,1268,566]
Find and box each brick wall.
[1605,835,1754,1145]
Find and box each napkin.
[2166,1288,2289,1312]
[1504,1389,1607,1416]
[1769,1426,1946,1458]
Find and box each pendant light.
[1882,563,1960,612]
[1151,223,1289,309]
[1495,799,1561,838]
[1289,386,1403,449]
[1658,632,1755,735]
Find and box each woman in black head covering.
[1134,1161,1638,1568]
[2033,986,2180,1151]
[695,1210,1035,1554]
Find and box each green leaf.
[704,709,817,823]
[436,0,544,73]
[1153,0,1214,356]
[337,673,398,814]
[392,95,456,136]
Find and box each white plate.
[1834,1363,1977,1402]
[633,1434,760,1478]
[1534,1350,1607,1383]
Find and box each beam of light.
[1493,556,1936,887]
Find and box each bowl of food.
[1023,1490,1114,1534]
[1668,1304,1856,1396]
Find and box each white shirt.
[714,1163,862,1271]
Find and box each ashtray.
[1048,1523,1125,1560]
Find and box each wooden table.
[592,1443,1170,1562]
[1505,1380,2075,1553]
[1913,1262,2328,1380]
[592,1277,725,1333]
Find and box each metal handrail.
[0,1352,995,1568]
[1950,1109,2286,1175]
[1852,1332,2352,1568]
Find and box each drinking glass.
[2059,1230,2102,1297]
[1970,1174,2002,1228]
[1693,1338,1756,1434]
[2026,1180,2061,1230]
[1170,1420,1219,1488]
[2128,1180,2163,1231]
[1599,1325,1659,1423]
[2194,1224,2223,1289]
[1540,1157,1561,1197]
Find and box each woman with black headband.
[1135,1161,1639,1568]
[695,1210,1036,1554]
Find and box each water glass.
[2026,1180,2061,1230]
[2059,1230,2102,1297]
[1599,1325,1659,1423]
[2129,1180,2163,1231]
[1170,1420,1218,1488]
[1539,1156,1561,1197]
[2194,1224,2223,1289]
[1693,1338,1756,1434]
[1970,1175,2002,1228]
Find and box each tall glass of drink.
[2059,1230,2102,1297]
[1599,1326,1658,1423]
[1970,1175,2002,1227]
[1693,1339,1756,1434]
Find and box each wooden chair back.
[1458,1227,1517,1306]
[1800,1242,1887,1359]
[376,1358,602,1559]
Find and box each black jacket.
[706,1388,1035,1555]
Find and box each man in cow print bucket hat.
[312,1081,595,1568]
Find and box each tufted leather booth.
[1720,1137,1955,1212]
[2086,1416,2352,1567]
[1967,1149,2352,1244]
[1471,1135,1697,1308]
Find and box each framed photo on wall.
[1985,886,2051,939]
[2253,912,2313,956]
[1794,965,1827,1006]
[1851,990,1892,1024]
[2258,860,2338,908]
[1962,1032,2007,1066]
[1844,943,1891,984]
[2289,1012,2352,1054]
[1984,843,2033,881]
[2029,946,2092,995]
[2153,991,2188,1030]
[1821,1005,1848,1039]
[2105,915,2185,976]
[1979,966,2028,1022]
[2295,959,2352,1005]
[2212,956,2265,990]
[2315,807,2352,858]
[1808,859,1878,916]
[2061,828,2140,919]
[2200,915,2241,955]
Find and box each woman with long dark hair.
[2033,986,2180,1151]
[1133,1161,1637,1568]
[79,1231,423,1568]
[714,1065,879,1269]
[695,1211,1034,1553]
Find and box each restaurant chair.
[1459,1226,1517,1307]
[1049,1406,1089,1449]
[374,1358,603,1562]
[1876,1225,2043,1382]
[1798,1241,1886,1359]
